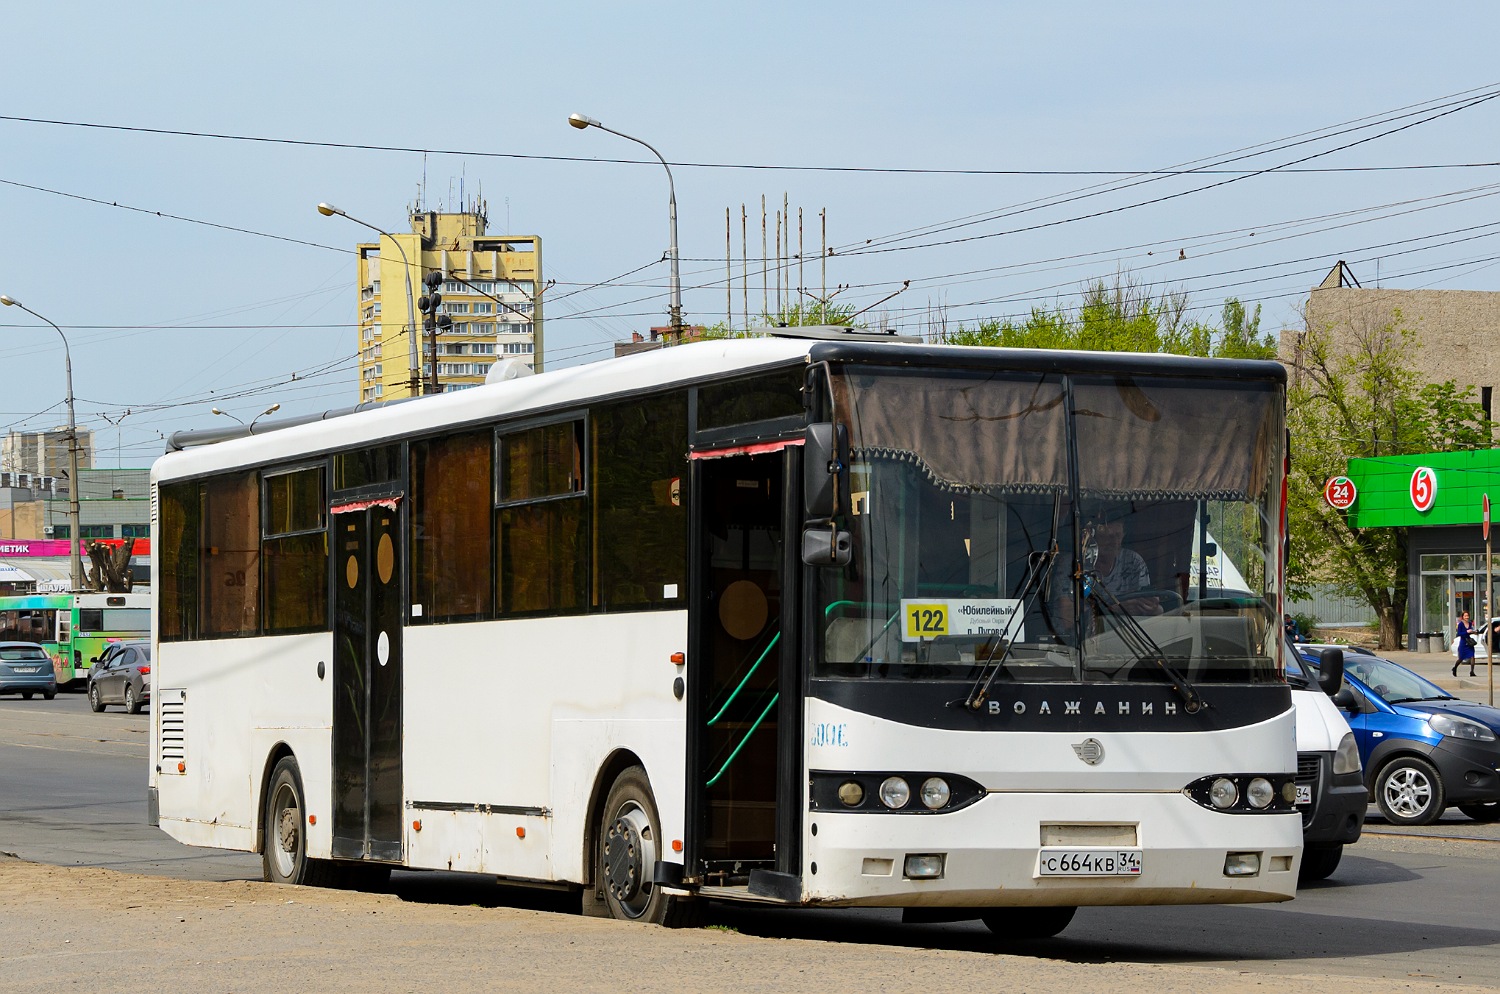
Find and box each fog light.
[919,777,951,810]
[904,853,945,879]
[1209,778,1238,809]
[1282,782,1298,804]
[1223,852,1261,876]
[837,781,865,807]
[1246,778,1274,809]
[879,777,911,809]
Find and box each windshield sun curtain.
[816,365,1284,687]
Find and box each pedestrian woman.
[1454,610,1477,678]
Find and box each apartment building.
[355,204,542,402]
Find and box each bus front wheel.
[261,756,338,887]
[981,905,1076,939]
[593,766,698,927]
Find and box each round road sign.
[1324,476,1357,511]
[1410,467,1437,512]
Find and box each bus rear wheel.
[981,906,1076,939]
[262,756,338,887]
[593,766,698,927]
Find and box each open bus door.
[686,440,803,898]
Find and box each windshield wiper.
[961,542,1060,711]
[1085,581,1205,714]
[1389,695,1457,704]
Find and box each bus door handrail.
[706,631,780,727]
[705,692,779,787]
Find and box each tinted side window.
[697,368,804,430]
[495,419,587,617]
[201,472,260,638]
[411,431,493,622]
[335,445,401,491]
[159,482,200,641]
[262,467,328,635]
[593,393,688,612]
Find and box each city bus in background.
[149,331,1299,936]
[0,591,151,687]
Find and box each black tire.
[42,691,54,701]
[1458,801,1500,822]
[981,906,1077,939]
[123,684,140,715]
[261,756,339,887]
[1375,755,1446,826]
[21,691,32,700]
[87,683,105,713]
[593,765,698,926]
[1298,843,1343,882]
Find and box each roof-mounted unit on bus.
[752,324,922,344]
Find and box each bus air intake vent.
[160,689,186,768]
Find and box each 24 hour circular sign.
[1323,476,1357,511]
[1410,467,1437,512]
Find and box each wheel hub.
[603,817,642,902]
[278,805,300,852]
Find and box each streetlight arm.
[320,203,423,396]
[0,296,84,591]
[569,117,682,336]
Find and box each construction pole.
[821,209,827,320]
[761,196,768,321]
[725,208,732,332]
[774,210,782,319]
[741,205,748,333]
[798,207,804,323]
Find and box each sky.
[3,3,1499,467]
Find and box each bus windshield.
[813,365,1283,686]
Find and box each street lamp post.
[212,403,281,430]
[568,113,683,340]
[317,203,424,397]
[0,295,86,591]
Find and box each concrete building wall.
[1301,281,1500,400]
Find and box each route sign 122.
[1323,476,1357,511]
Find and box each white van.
[1283,638,1366,881]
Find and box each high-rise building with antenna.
[353,200,542,402]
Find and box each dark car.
[1300,647,1500,826]
[0,641,57,700]
[87,639,151,714]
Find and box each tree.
[1286,311,1491,649]
[940,272,1276,360]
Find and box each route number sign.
[1410,467,1437,513]
[1323,476,1357,511]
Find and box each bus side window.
[57,613,70,643]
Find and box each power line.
[4,111,1498,178]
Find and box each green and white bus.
[0,592,151,687]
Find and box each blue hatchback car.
[1300,648,1500,826]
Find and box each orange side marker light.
[670,652,685,666]
[308,815,316,826]
[672,839,683,853]
[412,820,422,832]
[516,826,526,839]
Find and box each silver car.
[87,639,151,714]
[0,641,58,700]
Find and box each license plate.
[1295,784,1313,806]
[12,666,41,674]
[1038,848,1142,876]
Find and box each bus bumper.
[800,790,1302,907]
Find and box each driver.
[1090,512,1162,616]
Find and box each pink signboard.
[0,539,151,557]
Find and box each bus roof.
[152,336,1285,484]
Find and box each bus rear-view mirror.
[802,525,851,567]
[804,422,850,519]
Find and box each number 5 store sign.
[1410,467,1438,513]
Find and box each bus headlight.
[837,781,865,806]
[919,778,951,810]
[1245,778,1274,809]
[1209,778,1239,809]
[879,777,911,809]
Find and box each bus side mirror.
[801,525,851,567]
[1317,647,1345,697]
[804,422,850,520]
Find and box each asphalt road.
[5,691,1500,988]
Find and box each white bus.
[149,333,1301,936]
